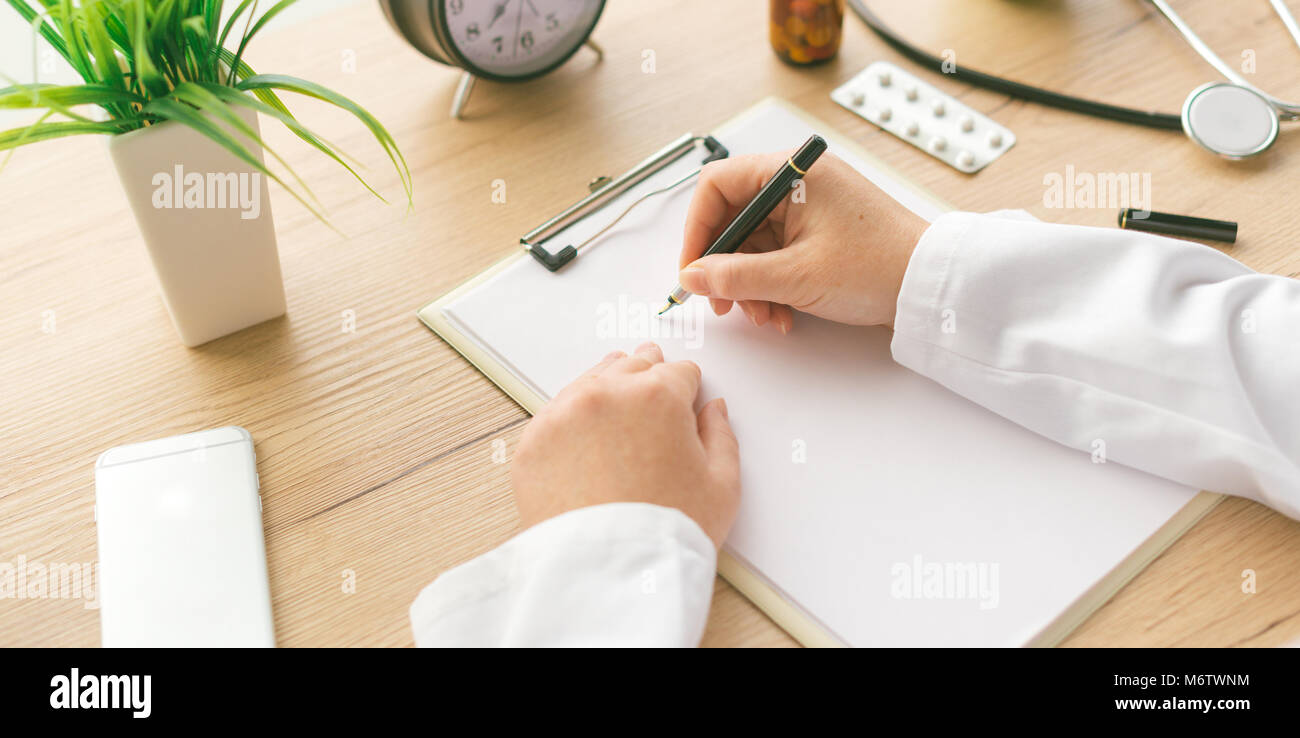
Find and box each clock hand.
[488,1,508,29]
[525,0,539,16]
[512,0,525,57]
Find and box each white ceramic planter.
[109,105,286,347]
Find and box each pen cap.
[1118,208,1237,244]
[792,135,829,172]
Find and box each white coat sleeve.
[891,211,1300,519]
[409,502,717,647]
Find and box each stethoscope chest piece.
[1181,82,1280,159]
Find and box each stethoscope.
[848,0,1300,159]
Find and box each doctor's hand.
[678,152,929,332]
[511,343,740,549]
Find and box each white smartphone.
[94,426,275,647]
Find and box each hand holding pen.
[660,135,827,315]
[670,145,930,332]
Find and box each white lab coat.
[410,211,1300,647]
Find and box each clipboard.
[417,98,947,646]
[416,98,1218,647]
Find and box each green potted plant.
[1,0,412,346]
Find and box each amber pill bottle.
[770,0,845,66]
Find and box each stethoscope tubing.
[846,0,1298,129]
[1150,0,1300,121]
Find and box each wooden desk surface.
[3,0,1298,647]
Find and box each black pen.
[658,134,828,315]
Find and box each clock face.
[441,0,604,79]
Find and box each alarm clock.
[379,0,607,118]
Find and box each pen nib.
[657,303,674,316]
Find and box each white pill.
[878,107,892,122]
[988,132,1003,148]
[931,99,946,117]
[930,136,947,152]
[851,91,865,107]
[960,115,975,132]
[957,151,975,168]
[905,86,919,102]
[878,71,892,87]
[905,121,919,136]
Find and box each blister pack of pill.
[830,61,1016,173]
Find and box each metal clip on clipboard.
[521,134,730,272]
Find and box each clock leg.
[584,39,604,61]
[450,71,477,120]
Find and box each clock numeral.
[521,31,534,51]
[545,12,559,31]
[466,22,480,41]
[493,36,504,54]
[448,0,464,15]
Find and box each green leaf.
[0,83,146,110]
[230,0,300,87]
[0,118,132,151]
[219,0,257,85]
[238,74,413,209]
[5,0,72,63]
[190,80,382,202]
[216,50,364,172]
[143,95,335,229]
[164,80,321,208]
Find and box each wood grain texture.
[1,0,1296,647]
